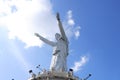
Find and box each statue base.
[28,71,79,80]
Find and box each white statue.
[35,13,69,72]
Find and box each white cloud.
[72,56,89,72]
[74,26,81,39]
[65,10,80,39]
[0,0,58,48]
[0,0,81,48]
[67,10,75,26]
[74,31,79,39]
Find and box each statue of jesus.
[35,13,69,72]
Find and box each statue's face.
[55,33,61,40]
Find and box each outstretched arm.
[56,13,68,42]
[35,33,56,46]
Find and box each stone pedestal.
[28,71,79,80]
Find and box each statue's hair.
[55,33,62,40]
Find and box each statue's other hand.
[34,33,40,37]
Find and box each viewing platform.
[28,69,79,80]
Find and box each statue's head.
[55,33,61,40]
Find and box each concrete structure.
[28,70,79,80]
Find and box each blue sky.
[0,0,120,80]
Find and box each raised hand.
[56,12,60,20]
